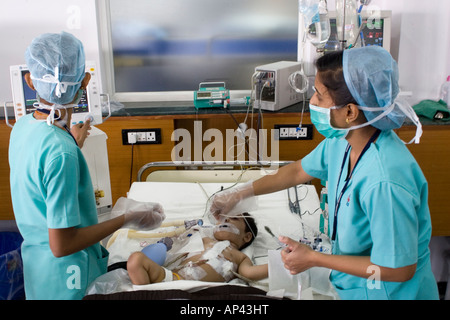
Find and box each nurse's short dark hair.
[315,50,358,107]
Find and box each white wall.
[0,0,449,106]
[0,0,101,106]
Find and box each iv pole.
[341,0,347,50]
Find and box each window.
[103,0,299,102]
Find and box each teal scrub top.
[9,114,108,300]
[301,130,438,300]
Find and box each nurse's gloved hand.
[279,236,315,274]
[208,181,256,222]
[112,197,165,230]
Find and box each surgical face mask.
[309,104,349,139]
[309,102,399,139]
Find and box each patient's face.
[213,215,252,248]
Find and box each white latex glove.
[207,181,257,222]
[111,197,165,230]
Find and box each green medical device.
[194,82,229,109]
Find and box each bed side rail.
[137,161,293,182]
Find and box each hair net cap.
[343,46,406,130]
[25,32,85,105]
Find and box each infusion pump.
[9,61,108,126]
[254,61,303,111]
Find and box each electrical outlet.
[128,132,137,144]
[122,129,162,145]
[136,132,147,142]
[280,127,289,138]
[146,131,156,142]
[274,124,313,140]
[297,127,308,138]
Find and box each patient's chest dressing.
[175,237,239,282]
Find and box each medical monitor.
[10,61,103,125]
[326,10,392,52]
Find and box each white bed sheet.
[87,181,337,299]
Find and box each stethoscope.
[331,129,381,241]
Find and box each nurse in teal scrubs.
[210,46,439,300]
[9,32,165,300]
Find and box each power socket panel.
[122,128,162,145]
[274,124,313,140]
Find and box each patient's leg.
[127,252,166,285]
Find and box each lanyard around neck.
[331,129,381,241]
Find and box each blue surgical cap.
[25,32,85,105]
[343,46,406,130]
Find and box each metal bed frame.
[137,161,294,182]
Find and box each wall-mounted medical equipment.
[328,10,391,52]
[8,61,110,126]
[296,0,392,98]
[194,82,230,109]
[254,61,303,111]
[7,61,113,214]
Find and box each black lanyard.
[331,129,381,241]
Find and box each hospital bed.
[84,161,337,300]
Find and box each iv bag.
[298,0,320,27]
[306,0,331,52]
[335,0,359,48]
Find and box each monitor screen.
[20,69,89,114]
[21,70,37,112]
[325,17,387,52]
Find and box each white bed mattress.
[87,181,337,300]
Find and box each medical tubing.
[159,219,202,229]
[288,70,309,94]
[202,171,256,220]
[126,227,187,239]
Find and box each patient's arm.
[237,256,268,281]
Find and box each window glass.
[110,0,298,93]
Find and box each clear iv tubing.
[289,25,309,135]
[288,27,309,95]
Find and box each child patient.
[126,212,268,285]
